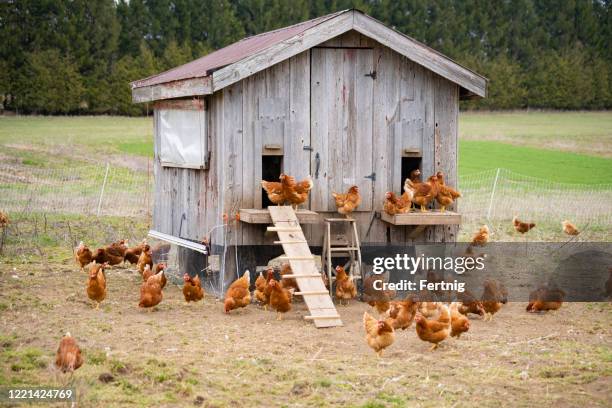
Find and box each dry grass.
[0,261,610,407]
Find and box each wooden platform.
[239,208,321,224]
[381,210,461,225]
[267,206,342,328]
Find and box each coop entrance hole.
[401,156,422,191]
[262,155,283,208]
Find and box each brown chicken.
[456,290,486,318]
[335,265,357,305]
[92,240,127,266]
[153,263,167,288]
[224,271,251,314]
[409,169,422,183]
[449,302,470,338]
[0,210,9,228]
[383,192,410,215]
[407,175,439,212]
[286,175,313,209]
[562,220,579,236]
[435,171,461,212]
[481,279,508,321]
[513,216,536,234]
[386,298,418,330]
[261,177,285,205]
[279,263,298,291]
[137,245,153,275]
[526,286,565,312]
[471,225,490,246]
[183,273,204,302]
[75,241,93,271]
[268,279,292,320]
[124,239,147,264]
[414,302,451,350]
[362,273,396,314]
[254,271,268,306]
[332,185,362,216]
[55,332,83,373]
[363,311,395,357]
[86,261,107,309]
[139,270,164,309]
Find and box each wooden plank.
[268,206,342,328]
[381,211,461,225]
[132,77,212,103]
[239,208,321,224]
[212,12,353,92]
[353,12,486,97]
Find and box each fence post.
[486,168,501,221]
[96,163,110,217]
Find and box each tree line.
[1,0,610,115]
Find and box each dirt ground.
[1,261,610,408]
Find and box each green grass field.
[0,112,611,183]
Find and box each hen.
[261,177,285,205]
[55,332,83,373]
[279,263,299,292]
[335,265,357,305]
[456,290,486,318]
[75,241,93,271]
[86,261,107,309]
[224,271,251,314]
[526,285,565,312]
[481,279,508,321]
[471,225,489,246]
[254,271,268,306]
[407,175,438,212]
[513,216,535,234]
[268,279,292,320]
[383,192,410,215]
[0,210,9,228]
[139,269,164,309]
[434,171,461,212]
[562,220,579,236]
[414,302,451,350]
[137,245,153,275]
[362,272,396,314]
[153,263,167,288]
[286,175,313,209]
[363,311,395,357]
[386,298,418,330]
[142,264,153,282]
[92,240,127,266]
[183,273,204,303]
[449,302,470,338]
[332,185,361,216]
[124,239,147,264]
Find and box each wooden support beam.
[267,227,302,232]
[274,240,308,245]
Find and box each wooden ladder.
[322,217,363,296]
[267,206,342,328]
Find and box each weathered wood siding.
[152,31,459,249]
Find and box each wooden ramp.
[267,206,342,328]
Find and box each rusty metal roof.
[132,10,347,89]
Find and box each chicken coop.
[131,9,487,284]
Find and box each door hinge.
[365,70,377,80]
[303,145,313,151]
[364,172,376,181]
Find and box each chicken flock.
[20,165,591,375]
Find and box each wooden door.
[310,47,374,212]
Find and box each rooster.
[363,312,395,357]
[332,185,361,216]
[55,332,83,373]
